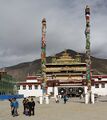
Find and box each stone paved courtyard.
[0,97,107,120]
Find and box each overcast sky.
[0,0,107,68]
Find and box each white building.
[92,75,107,96]
[17,75,107,98]
[17,76,43,97]
[46,75,107,97]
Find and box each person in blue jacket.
[9,98,14,115]
[63,94,67,104]
[12,97,19,117]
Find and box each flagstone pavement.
[0,97,107,120]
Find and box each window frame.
[23,85,26,90]
[101,83,105,88]
[95,84,99,88]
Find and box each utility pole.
[85,5,94,104]
[41,18,47,94]
[40,18,49,104]
[85,5,91,92]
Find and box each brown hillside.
[6,49,107,81]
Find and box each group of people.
[9,97,19,117]
[9,97,35,117]
[22,97,35,116]
[55,94,68,104]
[9,94,70,117]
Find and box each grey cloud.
[0,0,107,68]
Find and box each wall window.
[17,85,20,90]
[101,83,105,88]
[29,85,32,90]
[23,85,26,90]
[98,78,101,80]
[95,84,99,88]
[35,85,38,89]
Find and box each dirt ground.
[0,96,107,120]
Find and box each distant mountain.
[5,49,107,81]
